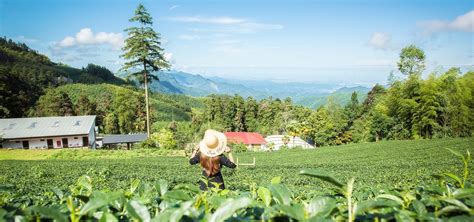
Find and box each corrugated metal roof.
[224,132,267,145]
[0,116,95,139]
[102,134,147,144]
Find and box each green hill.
[0,37,127,118]
[31,84,204,134]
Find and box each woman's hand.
[224,146,231,153]
[191,145,199,156]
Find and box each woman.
[190,129,236,190]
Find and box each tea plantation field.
[1,138,473,221]
[1,138,473,196]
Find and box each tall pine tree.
[121,4,170,137]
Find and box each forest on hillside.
[0,37,127,118]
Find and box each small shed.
[102,134,147,149]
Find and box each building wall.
[265,135,314,150]
[2,135,89,149]
[88,123,96,148]
[247,144,266,151]
[2,141,24,149]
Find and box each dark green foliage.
[31,84,197,134]
[33,90,75,116]
[75,95,96,115]
[229,142,248,153]
[80,64,127,85]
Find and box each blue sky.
[1,0,473,85]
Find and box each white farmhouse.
[264,135,314,150]
[0,116,96,149]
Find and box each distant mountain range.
[119,70,371,108]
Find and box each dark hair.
[200,154,221,176]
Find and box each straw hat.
[199,129,227,157]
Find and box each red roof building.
[224,132,267,145]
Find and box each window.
[74,137,78,139]
[16,141,20,143]
[40,139,45,141]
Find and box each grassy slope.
[0,138,472,198]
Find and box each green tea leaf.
[445,148,464,159]
[299,169,343,188]
[453,188,474,199]
[162,190,191,201]
[79,196,108,215]
[307,196,336,218]
[155,179,168,196]
[152,210,172,222]
[412,200,427,216]
[441,198,471,212]
[209,197,252,222]
[173,183,200,194]
[169,201,193,222]
[278,204,305,221]
[99,213,117,222]
[271,176,281,184]
[31,206,68,222]
[130,179,141,194]
[126,200,151,222]
[443,173,463,186]
[376,194,404,206]
[257,187,272,207]
[268,184,292,205]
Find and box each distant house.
[0,116,96,149]
[264,135,314,150]
[224,132,267,150]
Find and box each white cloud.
[239,22,283,31]
[164,52,173,61]
[368,32,391,50]
[178,34,200,40]
[58,36,76,47]
[418,10,474,33]
[169,5,179,11]
[164,52,176,65]
[169,16,283,33]
[56,28,124,49]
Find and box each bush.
[151,129,177,150]
[229,142,247,153]
[137,139,156,149]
